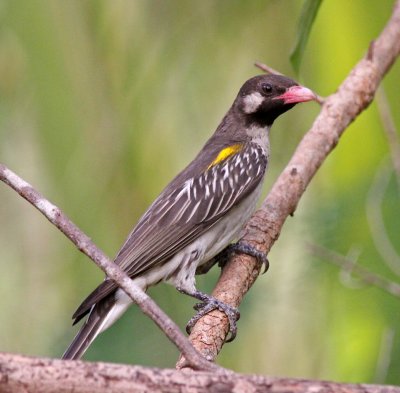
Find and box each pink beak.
[275,85,316,104]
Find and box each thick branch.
[178,0,400,366]
[0,164,217,372]
[1,352,399,393]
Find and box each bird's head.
[236,74,316,126]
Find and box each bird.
[62,74,316,360]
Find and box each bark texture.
[1,353,399,393]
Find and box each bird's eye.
[261,83,273,94]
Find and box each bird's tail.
[62,293,130,360]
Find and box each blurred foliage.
[290,0,323,74]
[0,0,399,385]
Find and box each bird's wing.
[73,143,267,321]
[117,142,267,274]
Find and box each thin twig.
[366,158,400,276]
[254,61,325,104]
[308,243,400,297]
[376,87,400,193]
[338,245,366,289]
[374,327,395,383]
[0,163,221,372]
[254,61,282,75]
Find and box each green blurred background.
[1,0,399,385]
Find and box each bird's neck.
[245,124,271,155]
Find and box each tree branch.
[0,164,218,372]
[1,352,399,393]
[177,0,400,367]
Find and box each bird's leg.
[195,255,219,275]
[185,243,267,342]
[177,287,240,342]
[195,241,269,276]
[195,246,232,275]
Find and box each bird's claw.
[186,298,240,342]
[196,242,269,274]
[227,241,270,273]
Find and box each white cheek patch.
[243,92,264,114]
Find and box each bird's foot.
[195,255,219,275]
[178,288,240,342]
[196,242,269,275]
[225,241,270,273]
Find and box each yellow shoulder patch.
[208,144,243,169]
